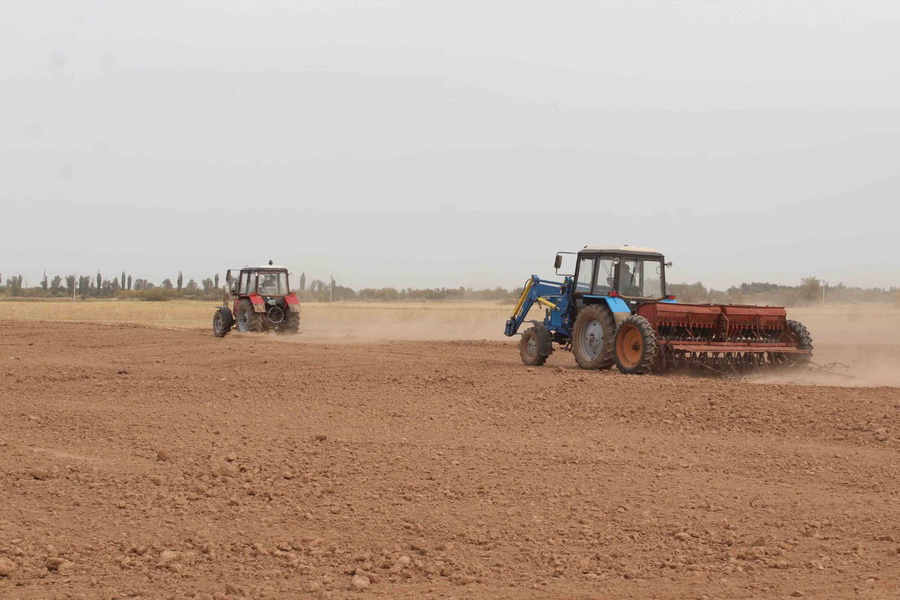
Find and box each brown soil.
[1,320,899,599]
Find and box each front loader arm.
[504,275,567,337]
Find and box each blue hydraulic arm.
[504,275,572,337]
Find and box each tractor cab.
[213,261,300,337]
[227,266,291,298]
[560,246,670,305]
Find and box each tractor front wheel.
[236,300,264,333]
[213,306,234,338]
[614,315,659,375]
[519,325,553,366]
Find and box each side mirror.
[225,270,232,283]
[665,261,673,268]
[554,254,562,269]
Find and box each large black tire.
[519,325,553,366]
[571,304,616,370]
[783,319,813,367]
[614,314,659,375]
[236,300,264,333]
[213,306,234,338]
[277,310,300,335]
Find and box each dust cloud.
[744,304,900,388]
[291,317,508,343]
[277,303,900,388]
[267,302,521,344]
[744,358,900,388]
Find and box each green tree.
[6,275,24,296]
[177,272,183,291]
[51,275,62,295]
[127,275,132,290]
[162,278,173,290]
[668,282,710,303]
[40,270,48,292]
[299,272,306,291]
[121,271,126,289]
[78,275,91,298]
[799,277,822,304]
[96,272,102,297]
[65,275,76,296]
[214,273,220,289]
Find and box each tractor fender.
[248,293,267,313]
[578,296,632,329]
[284,293,300,312]
[602,296,633,327]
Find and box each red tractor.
[213,261,300,337]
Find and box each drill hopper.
[626,302,813,373]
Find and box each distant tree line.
[1,271,897,306]
[668,277,899,306]
[296,280,517,303]
[0,270,222,302]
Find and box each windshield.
[593,257,616,294]
[257,271,289,295]
[617,258,664,298]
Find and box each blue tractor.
[504,246,812,374]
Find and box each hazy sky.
[2,1,898,290]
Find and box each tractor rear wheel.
[519,325,553,366]
[278,310,300,335]
[571,304,616,370]
[614,315,659,375]
[236,300,263,333]
[213,306,234,338]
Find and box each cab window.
[617,258,664,298]
[575,257,595,293]
[240,272,255,295]
[258,272,288,295]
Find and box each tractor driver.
[260,273,278,295]
[618,261,642,297]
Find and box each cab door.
[572,255,596,309]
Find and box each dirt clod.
[46,557,73,573]
[351,573,370,590]
[0,557,17,577]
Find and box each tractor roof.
[580,245,663,257]
[241,265,288,271]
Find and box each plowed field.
[1,310,899,599]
